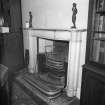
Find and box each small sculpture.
[29,11,33,28]
[71,3,77,28]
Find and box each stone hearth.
[13,70,80,105]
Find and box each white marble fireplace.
[23,28,87,98]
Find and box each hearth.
[15,71,79,105]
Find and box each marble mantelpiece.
[23,28,87,98]
[24,28,86,41]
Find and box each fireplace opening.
[37,38,69,96]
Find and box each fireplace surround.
[23,28,87,98]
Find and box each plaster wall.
[21,0,89,29]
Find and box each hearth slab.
[17,72,63,97]
[15,70,79,105]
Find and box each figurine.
[71,3,77,28]
[29,11,33,28]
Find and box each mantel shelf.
[24,28,87,41]
[24,28,87,32]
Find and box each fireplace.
[23,28,87,98]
